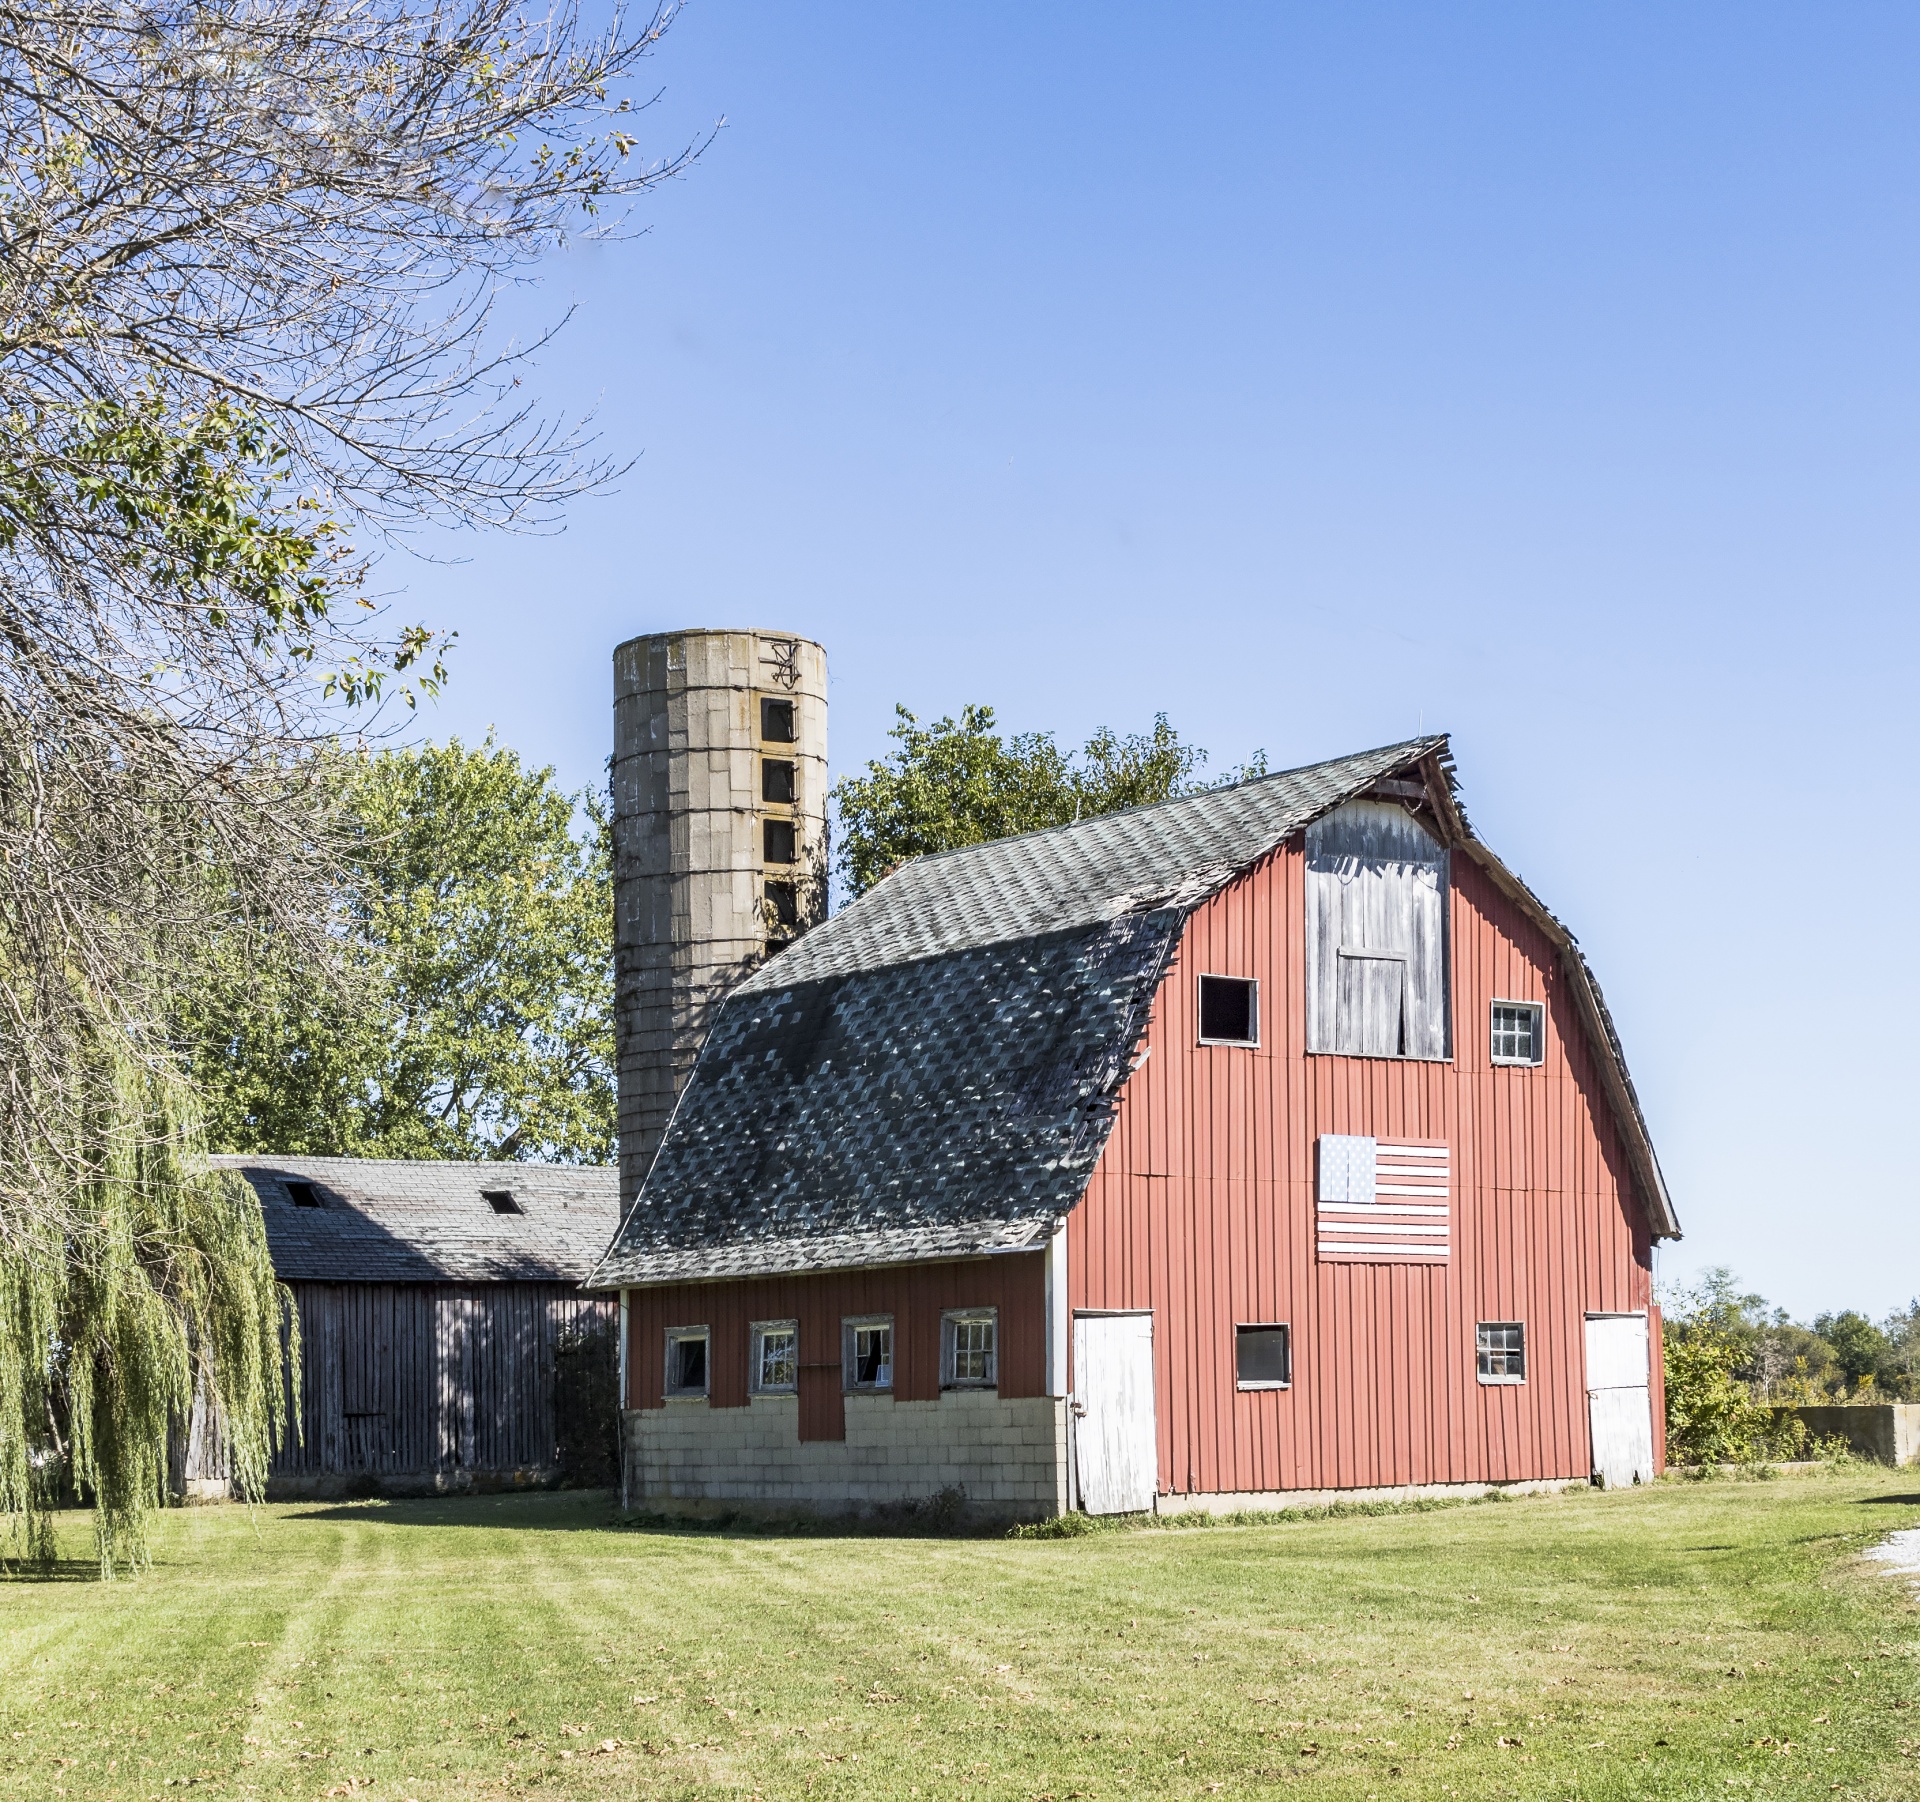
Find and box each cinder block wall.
[611,629,828,1198]
[1772,1404,1920,1466]
[622,1392,1069,1521]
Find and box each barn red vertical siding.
[1073,836,1655,1496]
[624,1255,1047,1434]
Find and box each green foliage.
[1661,1323,1800,1468]
[1814,1310,1892,1390]
[832,704,1267,898]
[552,1322,620,1489]
[184,739,613,1164]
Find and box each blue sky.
[393,3,1920,1319]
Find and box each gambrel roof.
[591,735,1676,1289]
[218,1156,621,1284]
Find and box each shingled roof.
[217,1157,621,1284]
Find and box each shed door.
[1584,1313,1654,1489]
[1073,1313,1157,1515]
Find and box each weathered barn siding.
[1073,837,1656,1498]
[624,1256,1048,1442]
[274,1281,614,1494]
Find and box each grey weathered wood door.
[1073,1312,1157,1515]
[1584,1313,1654,1488]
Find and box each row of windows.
[1196,975,1545,1066]
[664,1310,999,1399]
[1234,1321,1527,1388]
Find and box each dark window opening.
[762,758,797,804]
[760,697,796,743]
[481,1189,522,1215]
[285,1180,322,1209]
[766,880,799,928]
[1199,974,1258,1045]
[763,819,797,864]
[1235,1323,1292,1388]
[845,1320,894,1389]
[668,1333,708,1394]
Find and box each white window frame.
[1489,999,1545,1067]
[1476,1321,1527,1384]
[941,1308,999,1389]
[749,1319,799,1395]
[842,1315,895,1392]
[663,1325,711,1398]
[1196,973,1260,1047]
[1234,1321,1292,1391]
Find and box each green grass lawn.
[2,1470,1917,1801]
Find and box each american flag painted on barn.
[1316,1133,1451,1261]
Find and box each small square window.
[665,1328,710,1397]
[1235,1323,1291,1389]
[1490,1001,1544,1066]
[844,1317,894,1390]
[481,1188,522,1215]
[1476,1321,1526,1384]
[763,819,797,864]
[751,1321,798,1394]
[942,1311,998,1388]
[761,697,796,743]
[762,758,797,804]
[284,1180,322,1209]
[1198,974,1258,1045]
[766,880,799,929]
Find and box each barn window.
[1490,1001,1544,1067]
[284,1180,322,1208]
[1235,1323,1292,1390]
[1197,975,1258,1045]
[1305,800,1450,1060]
[763,819,797,864]
[942,1311,998,1388]
[665,1328,710,1397]
[481,1189,523,1215]
[762,758,797,804]
[751,1321,798,1394]
[760,697,796,743]
[843,1317,893,1390]
[1476,1322,1526,1384]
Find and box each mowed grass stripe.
[0,1470,1916,1799]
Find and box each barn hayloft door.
[1583,1312,1655,1488]
[1072,1312,1157,1515]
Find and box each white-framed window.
[942,1310,998,1388]
[664,1326,710,1397]
[1476,1321,1526,1384]
[1490,1001,1544,1066]
[1197,974,1259,1046]
[750,1320,798,1394]
[843,1316,894,1391]
[1235,1322,1291,1390]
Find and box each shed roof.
[591,734,1676,1290]
[216,1156,621,1285]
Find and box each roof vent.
[285,1181,323,1209]
[482,1189,523,1216]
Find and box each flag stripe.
[1316,1134,1450,1264]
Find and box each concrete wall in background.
[612,629,828,1199]
[1774,1405,1920,1466]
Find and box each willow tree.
[0,0,693,1567]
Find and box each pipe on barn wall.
[1045,1223,1068,1398]
[618,1286,631,1510]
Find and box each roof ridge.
[879,733,1448,879]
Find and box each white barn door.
[1073,1313,1157,1515]
[1584,1313,1654,1488]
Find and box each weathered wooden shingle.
[216,1157,621,1284]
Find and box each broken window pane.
[763,819,797,864]
[1477,1322,1526,1382]
[766,880,799,928]
[667,1332,709,1395]
[754,1324,797,1392]
[845,1320,893,1389]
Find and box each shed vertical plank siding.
[273,1283,614,1487]
[1074,837,1654,1498]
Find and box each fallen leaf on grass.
[1498,1737,1523,1749]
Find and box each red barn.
[592,737,1678,1519]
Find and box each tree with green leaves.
[832,705,1267,898]
[186,741,614,1165]
[0,0,690,1566]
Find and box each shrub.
[552,1321,620,1489]
[1664,1323,1803,1466]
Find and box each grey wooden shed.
[216,1157,621,1498]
